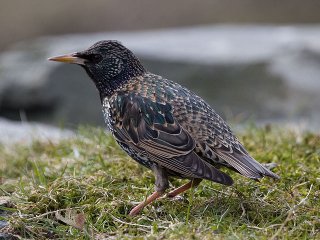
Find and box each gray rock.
[0,25,320,131]
[0,117,74,145]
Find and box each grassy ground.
[0,126,319,239]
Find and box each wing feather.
[110,93,233,185]
[172,88,280,180]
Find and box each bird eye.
[88,54,102,63]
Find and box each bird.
[49,40,279,216]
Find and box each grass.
[0,125,319,239]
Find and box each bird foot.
[128,191,164,216]
[129,205,143,216]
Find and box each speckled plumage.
[102,72,279,183]
[49,40,279,215]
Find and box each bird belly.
[102,98,155,170]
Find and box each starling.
[49,40,279,216]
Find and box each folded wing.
[110,93,233,186]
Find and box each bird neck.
[96,75,129,100]
[90,60,146,100]
[86,59,146,101]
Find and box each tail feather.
[217,150,280,180]
[177,152,234,186]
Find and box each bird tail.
[217,150,280,180]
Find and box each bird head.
[49,40,145,97]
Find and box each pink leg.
[167,179,202,198]
[129,191,164,216]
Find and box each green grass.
[0,126,319,239]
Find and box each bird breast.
[102,97,114,132]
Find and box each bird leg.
[129,164,169,216]
[166,178,202,198]
[129,191,164,216]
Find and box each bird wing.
[172,89,280,180]
[108,93,233,185]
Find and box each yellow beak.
[48,53,85,65]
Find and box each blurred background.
[1,0,320,139]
